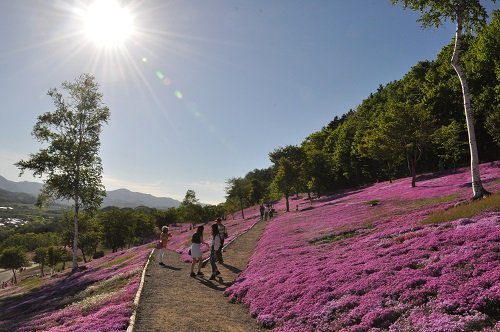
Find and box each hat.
[216,217,222,222]
[162,226,169,231]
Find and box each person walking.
[190,226,208,277]
[209,223,222,280]
[216,217,228,263]
[158,226,172,266]
[259,204,265,220]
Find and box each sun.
[82,0,135,48]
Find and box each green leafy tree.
[223,196,241,220]
[485,110,500,146]
[99,208,127,253]
[61,211,102,262]
[272,158,297,212]
[235,167,273,206]
[179,190,203,225]
[154,207,179,229]
[47,246,64,274]
[391,0,494,198]
[16,74,110,270]
[33,247,48,277]
[0,247,29,283]
[353,121,404,183]
[464,10,500,155]
[269,145,307,196]
[385,63,436,187]
[123,209,156,247]
[431,120,467,170]
[301,131,333,197]
[225,177,250,219]
[202,204,225,222]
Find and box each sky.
[0,1,497,205]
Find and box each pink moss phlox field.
[165,210,262,263]
[225,162,500,331]
[0,243,152,332]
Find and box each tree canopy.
[16,73,110,270]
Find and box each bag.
[156,241,162,249]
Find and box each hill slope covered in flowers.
[226,162,500,331]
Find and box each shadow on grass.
[314,189,365,204]
[0,270,95,331]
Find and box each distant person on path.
[190,226,207,277]
[264,204,270,221]
[259,204,265,220]
[158,226,172,266]
[216,217,228,263]
[209,223,222,280]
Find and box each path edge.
[202,217,264,265]
[126,248,155,332]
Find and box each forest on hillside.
[224,10,500,214]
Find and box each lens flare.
[155,71,165,80]
[174,90,183,99]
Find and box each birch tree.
[16,74,110,271]
[391,0,494,199]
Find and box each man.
[216,217,228,263]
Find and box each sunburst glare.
[81,0,135,48]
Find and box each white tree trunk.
[450,10,486,199]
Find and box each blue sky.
[1,1,497,205]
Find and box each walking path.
[133,219,267,332]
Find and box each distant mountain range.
[0,175,181,209]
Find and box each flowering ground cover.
[0,243,153,332]
[0,203,263,331]
[225,162,500,331]
[167,212,263,263]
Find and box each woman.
[209,223,222,280]
[158,226,172,266]
[190,226,208,277]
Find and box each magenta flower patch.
[226,162,500,331]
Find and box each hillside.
[225,162,500,331]
[0,176,181,208]
[0,162,498,331]
[0,188,36,205]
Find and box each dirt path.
[133,219,267,332]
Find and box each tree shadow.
[0,270,95,331]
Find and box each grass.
[17,276,47,291]
[97,254,133,269]
[421,193,500,225]
[392,194,461,209]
